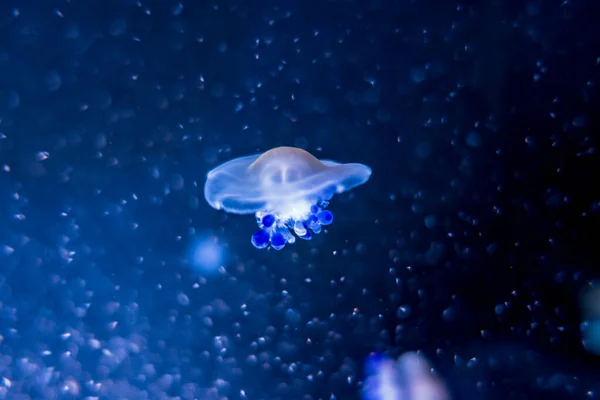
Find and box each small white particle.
[36,151,49,161]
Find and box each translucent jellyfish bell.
[204,146,371,250]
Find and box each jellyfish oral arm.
[250,200,333,251]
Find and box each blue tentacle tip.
[317,210,333,225]
[300,229,312,240]
[262,214,275,228]
[251,229,270,249]
[271,233,286,250]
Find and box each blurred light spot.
[466,131,482,147]
[188,235,224,274]
[45,71,62,91]
[424,215,436,229]
[109,19,127,36]
[495,304,505,315]
[572,115,585,127]
[580,283,600,355]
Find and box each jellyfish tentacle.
[279,227,296,244]
[251,199,336,249]
[317,210,333,225]
[271,233,286,250]
[262,214,276,228]
[251,229,270,249]
[298,224,312,240]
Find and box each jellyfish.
[363,352,450,400]
[204,146,371,250]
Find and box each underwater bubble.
[424,215,436,228]
[396,305,412,319]
[285,308,301,324]
[466,131,482,147]
[572,115,585,127]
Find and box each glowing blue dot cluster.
[251,203,334,250]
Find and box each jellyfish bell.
[249,146,326,186]
[204,146,371,250]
